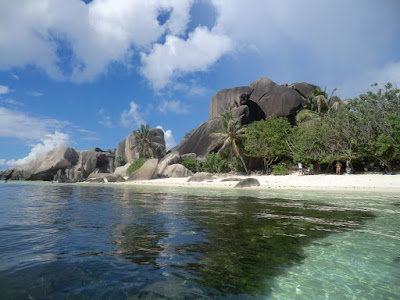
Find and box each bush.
[181,158,200,173]
[201,153,229,173]
[272,165,288,175]
[116,155,126,167]
[126,158,145,176]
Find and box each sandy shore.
[114,173,400,193]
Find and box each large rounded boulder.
[209,86,254,119]
[250,77,304,118]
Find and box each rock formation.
[162,164,192,178]
[0,146,115,182]
[171,76,320,157]
[127,159,159,181]
[115,128,166,166]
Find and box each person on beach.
[346,165,351,174]
[298,162,304,175]
[336,161,342,174]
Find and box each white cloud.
[120,101,145,128]
[0,106,69,140]
[98,108,113,128]
[12,74,19,80]
[158,100,189,114]
[1,131,69,167]
[1,99,24,106]
[0,85,10,95]
[156,125,177,150]
[27,91,43,97]
[377,61,400,86]
[140,26,233,89]
[0,0,195,83]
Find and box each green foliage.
[245,117,291,172]
[181,158,200,173]
[212,111,248,173]
[289,82,400,171]
[272,165,288,176]
[132,124,162,159]
[116,155,126,167]
[126,158,145,176]
[201,153,230,173]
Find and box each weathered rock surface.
[127,159,159,181]
[187,172,215,182]
[115,128,166,166]
[0,146,115,182]
[250,77,303,119]
[234,178,260,188]
[289,82,320,98]
[162,164,192,178]
[24,146,79,181]
[114,163,131,177]
[157,151,181,175]
[171,118,222,156]
[209,86,254,119]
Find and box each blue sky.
[0,0,399,169]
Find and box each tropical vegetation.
[203,83,400,174]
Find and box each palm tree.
[131,124,158,159]
[212,111,249,173]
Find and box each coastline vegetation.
[208,83,400,174]
[127,83,399,175]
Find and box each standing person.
[316,162,321,174]
[298,162,303,175]
[336,161,342,174]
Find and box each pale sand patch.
[114,174,400,193]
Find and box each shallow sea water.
[0,182,399,299]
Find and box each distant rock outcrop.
[0,146,115,182]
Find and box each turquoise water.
[0,182,399,299]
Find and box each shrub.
[181,158,200,173]
[116,155,126,167]
[272,165,288,176]
[126,158,145,176]
[201,153,229,173]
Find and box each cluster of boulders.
[1,76,333,184]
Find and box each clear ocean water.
[0,181,399,299]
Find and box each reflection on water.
[0,182,398,299]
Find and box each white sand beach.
[115,173,400,193]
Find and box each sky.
[0,0,399,170]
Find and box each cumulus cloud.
[158,100,189,114]
[1,131,69,167]
[0,85,10,95]
[98,108,113,128]
[156,125,177,150]
[0,0,195,83]
[120,101,145,128]
[141,26,232,89]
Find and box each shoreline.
[113,173,400,193]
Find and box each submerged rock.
[234,178,260,188]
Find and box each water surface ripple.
[0,182,399,299]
